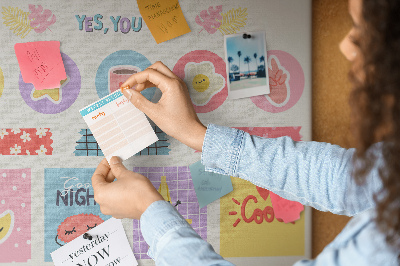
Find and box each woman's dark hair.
[350,0,400,251]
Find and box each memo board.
[0,0,312,265]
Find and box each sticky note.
[14,41,67,90]
[270,192,304,223]
[189,160,233,208]
[79,90,158,162]
[51,218,138,265]
[137,0,191,44]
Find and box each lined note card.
[79,91,158,162]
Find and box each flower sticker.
[11,129,21,134]
[20,131,31,143]
[36,128,48,138]
[0,129,9,139]
[35,145,47,155]
[10,144,21,155]
[184,62,225,106]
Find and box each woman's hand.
[91,157,164,220]
[120,61,207,152]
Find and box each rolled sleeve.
[201,124,245,176]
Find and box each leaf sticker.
[217,7,248,35]
[1,6,33,38]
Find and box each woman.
[91,0,400,264]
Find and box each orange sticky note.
[137,0,191,44]
[14,41,67,90]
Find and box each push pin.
[242,33,252,39]
[120,85,130,92]
[83,233,93,240]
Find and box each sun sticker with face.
[185,62,225,106]
[173,50,228,113]
[0,210,14,245]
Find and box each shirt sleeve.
[140,200,234,266]
[201,124,383,216]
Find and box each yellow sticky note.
[137,0,191,44]
[220,177,305,257]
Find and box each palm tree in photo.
[244,56,251,78]
[237,51,242,77]
[260,55,265,70]
[259,55,266,77]
[253,53,258,73]
[228,56,233,73]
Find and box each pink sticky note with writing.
[270,191,304,223]
[14,41,66,90]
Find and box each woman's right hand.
[120,61,207,152]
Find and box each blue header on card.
[80,91,123,116]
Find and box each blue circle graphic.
[95,50,156,100]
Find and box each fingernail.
[110,156,122,165]
[123,89,133,100]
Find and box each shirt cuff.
[140,200,191,259]
[201,124,245,176]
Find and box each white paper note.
[79,91,158,162]
[51,218,138,266]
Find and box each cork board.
[312,0,353,258]
[0,0,312,265]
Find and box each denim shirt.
[140,124,399,265]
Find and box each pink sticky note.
[270,192,304,223]
[14,41,66,90]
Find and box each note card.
[189,161,233,208]
[79,91,158,162]
[14,41,67,90]
[51,218,138,266]
[137,0,191,44]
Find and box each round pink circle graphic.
[173,50,227,113]
[251,50,305,113]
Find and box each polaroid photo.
[224,31,270,100]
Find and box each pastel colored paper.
[0,128,53,155]
[269,191,304,223]
[14,41,66,90]
[79,90,158,162]
[220,127,305,257]
[44,168,110,262]
[19,52,81,114]
[221,177,305,257]
[0,169,31,263]
[137,0,191,44]
[51,218,138,266]
[132,166,207,259]
[189,160,233,208]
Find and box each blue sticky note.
[189,160,233,208]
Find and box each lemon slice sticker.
[0,210,14,244]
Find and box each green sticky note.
[189,160,233,208]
